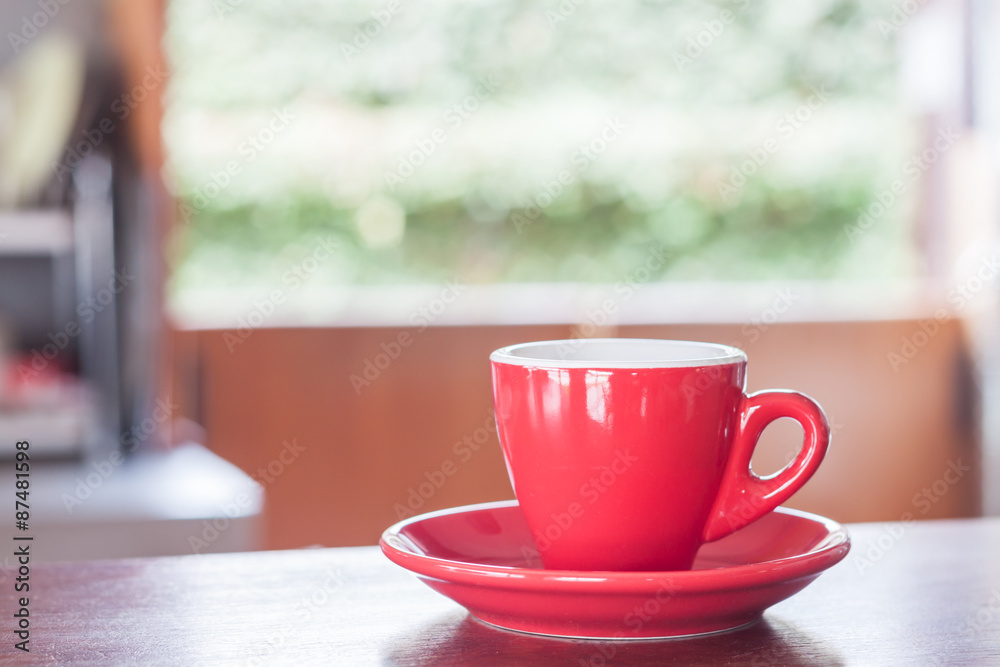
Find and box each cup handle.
[701,390,830,543]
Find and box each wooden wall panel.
[621,321,979,525]
[172,319,979,550]
[185,326,569,549]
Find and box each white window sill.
[168,279,975,331]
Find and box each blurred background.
[0,0,997,561]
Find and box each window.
[164,0,916,300]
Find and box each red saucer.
[380,500,850,640]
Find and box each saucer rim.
[380,500,851,593]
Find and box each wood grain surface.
[1,518,998,665]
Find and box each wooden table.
[2,517,999,665]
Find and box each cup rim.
[490,338,747,369]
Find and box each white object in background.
[0,442,263,563]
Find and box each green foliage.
[165,0,913,290]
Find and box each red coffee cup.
[490,338,830,572]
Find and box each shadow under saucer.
[381,611,845,667]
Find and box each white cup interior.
[490,338,746,369]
